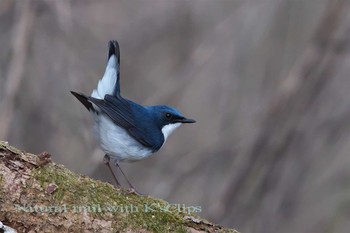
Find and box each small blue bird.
[71,40,195,194]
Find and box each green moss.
[32,164,188,232]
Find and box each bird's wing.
[70,91,96,112]
[88,95,154,148]
[91,40,121,99]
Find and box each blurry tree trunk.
[221,0,349,229]
[0,0,34,139]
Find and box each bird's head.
[149,105,196,141]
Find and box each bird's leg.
[114,160,143,195]
[103,154,121,187]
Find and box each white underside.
[93,114,153,162]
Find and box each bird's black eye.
[165,113,172,119]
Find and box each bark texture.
[0,141,237,233]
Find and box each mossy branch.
[0,141,238,233]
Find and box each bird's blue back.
[127,100,165,151]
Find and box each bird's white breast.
[93,114,153,162]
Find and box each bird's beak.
[178,117,196,123]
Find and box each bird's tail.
[91,40,121,100]
[70,91,95,112]
[108,40,120,62]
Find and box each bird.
[71,40,195,194]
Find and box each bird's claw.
[126,188,147,196]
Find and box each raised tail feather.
[91,40,121,100]
[108,40,120,62]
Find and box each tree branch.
[0,141,237,233]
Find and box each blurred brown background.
[1,0,350,232]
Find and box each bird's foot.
[113,184,122,189]
[126,188,147,196]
